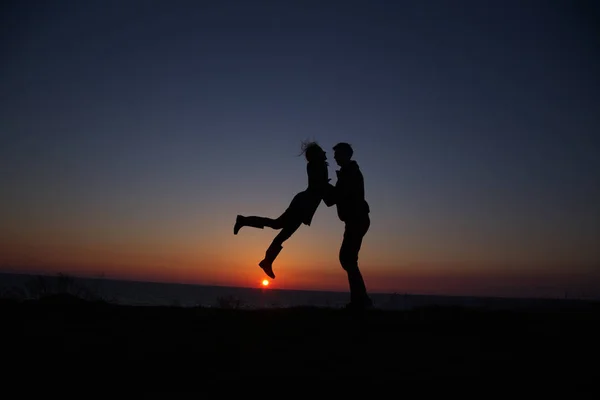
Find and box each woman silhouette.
[233,141,330,279]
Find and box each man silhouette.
[324,142,373,309]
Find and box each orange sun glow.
[262,279,269,287]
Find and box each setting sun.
[262,279,269,287]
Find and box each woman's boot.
[258,243,282,279]
[234,215,269,235]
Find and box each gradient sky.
[1,0,599,298]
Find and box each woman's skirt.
[280,190,322,226]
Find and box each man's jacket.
[324,160,370,222]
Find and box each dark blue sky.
[1,0,599,297]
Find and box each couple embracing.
[234,141,372,310]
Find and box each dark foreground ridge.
[2,294,599,385]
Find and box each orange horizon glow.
[1,220,599,299]
[2,260,599,300]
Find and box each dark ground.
[2,294,599,386]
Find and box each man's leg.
[339,216,371,307]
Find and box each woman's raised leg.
[234,213,287,235]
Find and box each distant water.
[0,272,596,311]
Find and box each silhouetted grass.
[0,272,250,309]
[214,294,245,309]
[1,293,598,386]
[0,272,110,303]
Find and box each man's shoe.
[345,298,374,310]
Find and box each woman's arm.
[307,162,329,191]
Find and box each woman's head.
[300,140,327,162]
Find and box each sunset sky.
[1,0,599,298]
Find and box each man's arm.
[322,182,337,207]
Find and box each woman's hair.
[299,140,323,161]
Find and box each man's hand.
[323,183,336,207]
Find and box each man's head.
[333,142,353,167]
